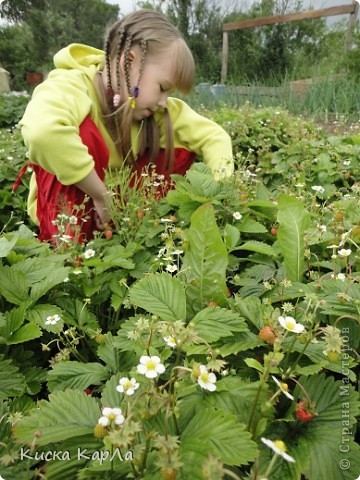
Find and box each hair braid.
[123,34,133,95]
[113,29,126,105]
[104,35,113,101]
[97,9,195,170]
[137,39,147,88]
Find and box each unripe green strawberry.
[94,333,106,344]
[161,467,178,480]
[325,350,339,362]
[93,423,108,439]
[240,192,248,201]
[334,211,344,222]
[208,301,218,308]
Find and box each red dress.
[14,115,195,242]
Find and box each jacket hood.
[53,44,105,74]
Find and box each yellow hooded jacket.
[20,44,234,224]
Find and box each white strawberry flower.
[232,211,242,220]
[197,365,217,392]
[166,264,178,273]
[163,335,177,348]
[116,377,139,396]
[137,355,165,379]
[261,437,295,463]
[338,248,351,258]
[278,316,305,333]
[311,185,325,194]
[271,376,294,400]
[98,407,124,427]
[45,314,61,325]
[84,248,96,259]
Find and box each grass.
[185,74,360,125]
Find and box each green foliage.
[180,407,258,471]
[261,374,360,480]
[181,202,229,313]
[0,23,37,90]
[130,273,187,322]
[0,126,30,229]
[0,93,30,127]
[47,361,110,392]
[13,389,101,446]
[0,0,119,88]
[343,25,360,79]
[277,194,310,282]
[2,0,358,95]
[0,106,359,479]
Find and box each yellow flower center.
[273,440,287,452]
[285,319,295,330]
[200,373,209,383]
[108,413,116,421]
[147,360,156,370]
[280,382,288,391]
[124,380,132,390]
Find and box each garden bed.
[0,105,359,480]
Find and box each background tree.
[0,0,119,89]
[223,0,328,84]
[0,0,357,90]
[167,0,223,82]
[0,0,46,23]
[0,23,37,89]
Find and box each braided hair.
[96,9,195,169]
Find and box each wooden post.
[220,3,358,83]
[345,0,359,50]
[221,31,228,84]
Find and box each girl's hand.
[74,170,111,230]
[93,194,111,230]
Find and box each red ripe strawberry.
[296,401,315,422]
[74,256,83,267]
[258,326,276,345]
[105,229,113,240]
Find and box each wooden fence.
[221,1,360,83]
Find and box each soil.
[312,115,360,138]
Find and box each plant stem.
[246,363,271,433]
[263,454,279,478]
[283,334,298,368]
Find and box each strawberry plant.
[0,106,359,480]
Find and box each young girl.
[17,9,234,242]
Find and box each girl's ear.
[119,49,136,69]
[128,49,136,62]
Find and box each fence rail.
[221,1,359,83]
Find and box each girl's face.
[123,44,177,121]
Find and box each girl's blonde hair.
[96,9,195,170]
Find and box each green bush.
[0,126,30,230]
[0,92,30,128]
